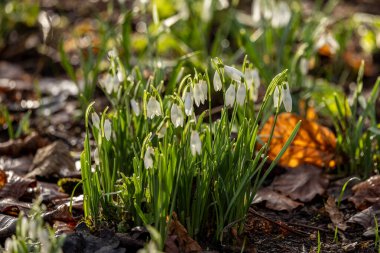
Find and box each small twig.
[287,222,330,233]
[249,208,309,236]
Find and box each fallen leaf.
[324,196,348,231]
[27,141,75,178]
[39,182,69,202]
[0,171,36,199]
[260,113,336,168]
[348,203,380,237]
[0,214,18,238]
[42,204,75,223]
[252,187,303,212]
[271,165,329,202]
[167,212,202,253]
[348,175,380,210]
[0,132,49,157]
[0,198,31,216]
[0,155,33,174]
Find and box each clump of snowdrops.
[80,53,299,247]
[3,199,65,253]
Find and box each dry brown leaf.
[348,203,380,237]
[324,196,348,231]
[0,214,18,239]
[252,188,303,212]
[0,132,49,157]
[0,198,31,216]
[0,171,36,199]
[167,212,202,253]
[260,113,336,168]
[271,165,329,202]
[349,175,380,210]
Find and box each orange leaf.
[260,113,336,168]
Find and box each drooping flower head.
[190,130,202,156]
[170,103,185,128]
[147,97,162,119]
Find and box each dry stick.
[286,222,330,233]
[249,208,309,236]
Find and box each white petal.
[224,65,243,82]
[282,83,292,112]
[147,97,162,119]
[144,147,154,169]
[273,86,281,108]
[183,92,193,116]
[130,99,141,116]
[252,0,261,24]
[170,104,184,128]
[200,80,208,103]
[213,71,222,91]
[190,130,202,156]
[193,82,203,107]
[104,119,112,141]
[271,1,291,28]
[91,112,100,129]
[225,84,236,107]
[236,83,246,106]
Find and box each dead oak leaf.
[252,187,303,212]
[324,196,348,231]
[0,170,6,189]
[348,175,380,210]
[0,171,36,199]
[348,203,380,237]
[167,212,202,253]
[260,113,336,168]
[271,165,329,202]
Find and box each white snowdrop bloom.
[99,74,119,95]
[193,82,207,107]
[224,65,243,82]
[91,112,100,129]
[190,130,202,156]
[157,122,167,138]
[252,0,261,24]
[273,86,281,108]
[147,97,162,119]
[236,83,246,106]
[271,1,291,28]
[171,104,184,128]
[38,11,51,42]
[200,80,208,100]
[144,146,154,169]
[183,92,194,116]
[4,238,14,251]
[38,228,51,253]
[20,216,28,237]
[282,82,292,112]
[108,48,118,58]
[262,0,275,20]
[225,84,236,107]
[315,33,340,55]
[130,99,141,116]
[299,58,308,75]
[28,220,37,240]
[94,147,99,166]
[104,119,112,141]
[245,69,260,101]
[117,68,125,83]
[213,71,222,91]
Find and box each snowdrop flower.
[91,112,100,129]
[224,65,243,82]
[108,48,118,59]
[28,220,37,240]
[157,122,167,138]
[315,33,340,55]
[171,104,184,128]
[245,69,260,101]
[183,92,194,116]
[252,0,275,24]
[225,84,236,107]
[104,119,112,141]
[130,99,141,116]
[190,130,202,156]
[271,1,291,28]
[99,73,119,95]
[193,81,207,107]
[282,82,292,112]
[147,97,162,119]
[38,11,51,42]
[144,146,154,169]
[236,83,246,106]
[213,71,222,91]
[273,83,292,112]
[94,148,99,166]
